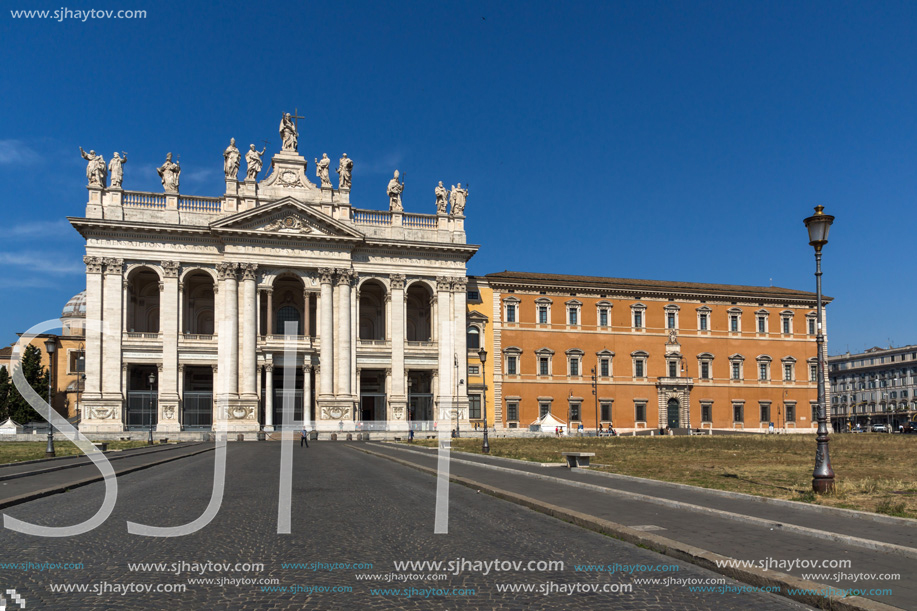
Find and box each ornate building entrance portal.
[73,112,478,434]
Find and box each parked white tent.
[529,412,568,435]
[0,418,23,436]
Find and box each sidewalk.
[360,442,913,610]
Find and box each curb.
[381,443,917,560]
[353,444,900,611]
[0,443,205,483]
[0,446,215,511]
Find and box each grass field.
[411,435,917,518]
[0,440,151,464]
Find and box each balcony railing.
[124,332,161,339]
[352,209,392,226]
[123,192,166,209]
[178,195,222,213]
[406,340,436,348]
[358,339,391,347]
[181,334,215,341]
[403,213,437,229]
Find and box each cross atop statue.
[279,108,305,152]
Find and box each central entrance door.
[359,370,387,431]
[667,398,681,428]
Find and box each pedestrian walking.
[409,428,415,442]
[300,427,309,448]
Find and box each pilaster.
[158,260,181,432]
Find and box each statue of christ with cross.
[279,109,305,152]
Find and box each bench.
[92,442,109,452]
[561,452,595,468]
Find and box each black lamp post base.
[813,477,835,494]
[45,451,56,458]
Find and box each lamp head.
[478,347,487,364]
[803,205,835,251]
[148,372,156,386]
[44,338,56,354]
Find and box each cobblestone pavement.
[0,442,811,610]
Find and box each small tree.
[0,366,10,421]
[8,344,50,424]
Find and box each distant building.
[474,271,827,432]
[828,346,917,431]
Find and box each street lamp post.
[44,338,56,458]
[478,347,489,453]
[148,372,156,445]
[804,205,835,493]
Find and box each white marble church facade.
[72,117,477,434]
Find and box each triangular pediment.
[210,198,364,241]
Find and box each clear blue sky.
[1,1,915,354]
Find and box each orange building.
[475,271,829,433]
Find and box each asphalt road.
[0,442,810,610]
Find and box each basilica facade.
[72,116,477,434]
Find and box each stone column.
[264,363,274,431]
[435,276,454,419]
[102,259,124,401]
[217,263,239,405]
[122,279,131,332]
[303,290,311,337]
[240,263,259,401]
[452,277,470,425]
[303,362,312,428]
[336,269,354,398]
[158,261,181,432]
[318,268,335,398]
[266,288,274,337]
[83,257,103,400]
[389,274,407,423]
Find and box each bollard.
[236,434,244,442]
[331,433,337,441]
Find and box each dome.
[62,290,87,318]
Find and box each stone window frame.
[729,353,745,381]
[781,356,797,382]
[505,395,521,425]
[596,349,614,379]
[666,354,681,379]
[535,347,555,378]
[468,393,482,420]
[503,296,520,325]
[466,325,481,350]
[631,302,646,331]
[631,350,649,380]
[757,355,772,381]
[538,396,554,418]
[664,304,681,331]
[759,400,772,424]
[566,348,584,378]
[596,300,612,328]
[66,348,86,375]
[697,352,714,381]
[755,309,770,334]
[568,395,582,423]
[785,400,797,423]
[728,307,743,334]
[732,400,745,427]
[810,400,818,426]
[806,312,817,336]
[600,399,613,423]
[780,310,794,335]
[696,306,712,333]
[700,401,713,424]
[634,399,648,425]
[535,297,552,326]
[503,346,522,377]
[808,357,818,382]
[565,299,582,327]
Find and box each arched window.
[467,326,480,349]
[275,306,301,335]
